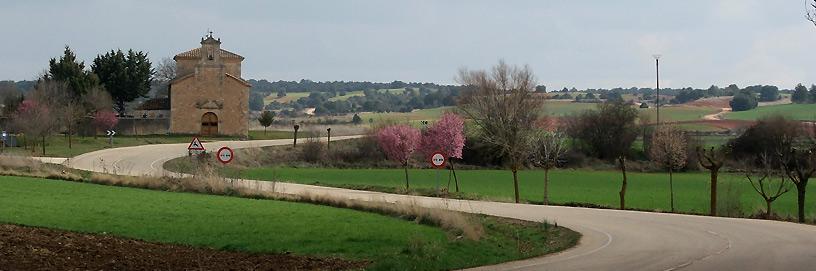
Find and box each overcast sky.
[2,0,815,90]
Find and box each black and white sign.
[106,130,116,136]
[430,152,446,168]
[217,147,234,164]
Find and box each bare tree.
[745,153,791,218]
[83,86,114,113]
[11,81,62,155]
[457,60,545,203]
[649,125,688,212]
[530,129,568,205]
[780,146,815,223]
[807,0,816,26]
[152,57,176,97]
[697,146,725,216]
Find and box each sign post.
[1,131,6,153]
[106,130,116,145]
[430,152,446,192]
[217,147,234,164]
[187,137,205,156]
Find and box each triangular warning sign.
[188,137,205,150]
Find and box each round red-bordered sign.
[430,151,446,168]
[217,147,234,164]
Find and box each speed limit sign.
[217,147,234,164]
[430,152,446,168]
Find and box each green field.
[236,167,815,220]
[2,131,292,158]
[328,88,407,102]
[358,106,454,123]
[638,105,719,122]
[725,103,816,121]
[0,175,577,270]
[264,92,309,104]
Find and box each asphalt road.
[64,137,816,271]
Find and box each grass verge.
[0,157,579,270]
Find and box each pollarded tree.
[780,146,815,223]
[92,49,153,114]
[745,153,791,218]
[697,146,725,216]
[258,111,275,135]
[376,124,421,189]
[457,61,545,203]
[649,125,688,212]
[530,128,568,205]
[420,112,466,192]
[569,101,639,209]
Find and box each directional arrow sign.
[188,137,205,151]
[106,130,116,136]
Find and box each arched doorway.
[201,112,218,135]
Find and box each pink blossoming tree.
[93,110,119,136]
[421,112,466,192]
[376,124,421,189]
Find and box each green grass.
[264,92,309,104]
[237,167,816,220]
[637,105,720,122]
[2,131,292,158]
[358,107,454,123]
[0,175,577,270]
[725,103,816,121]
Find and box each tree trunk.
[618,156,628,210]
[766,199,773,218]
[669,167,674,212]
[512,168,520,203]
[796,183,807,223]
[450,160,460,192]
[404,164,410,190]
[264,127,267,135]
[710,169,719,216]
[41,136,45,156]
[544,167,550,205]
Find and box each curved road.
[65,138,816,270]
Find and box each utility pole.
[653,54,662,125]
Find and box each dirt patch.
[0,224,367,271]
[686,96,732,108]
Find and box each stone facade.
[169,34,250,136]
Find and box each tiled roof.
[136,98,170,110]
[174,48,244,60]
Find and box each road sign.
[106,130,116,136]
[188,137,205,151]
[217,147,234,164]
[430,152,446,168]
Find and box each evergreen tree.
[792,84,809,104]
[92,49,153,114]
[47,46,99,97]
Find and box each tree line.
[262,86,460,117]
[1,46,155,155]
[371,61,815,224]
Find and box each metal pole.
[654,55,661,125]
[326,128,331,151]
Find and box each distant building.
[169,33,250,136]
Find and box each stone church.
[169,33,250,136]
